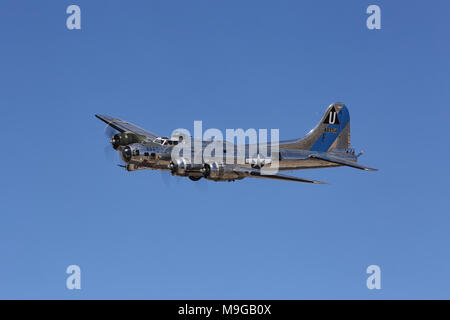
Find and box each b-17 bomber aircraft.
[96,103,377,184]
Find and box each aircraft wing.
[233,166,326,184]
[309,153,378,171]
[95,114,159,140]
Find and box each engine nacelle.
[169,158,203,176]
[121,143,154,163]
[202,162,242,181]
[111,131,146,150]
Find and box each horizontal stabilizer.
[309,154,378,171]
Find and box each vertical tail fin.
[280,103,351,152]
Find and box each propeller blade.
[104,145,124,167]
[160,170,171,187]
[194,177,208,191]
[104,123,117,139]
[104,145,115,162]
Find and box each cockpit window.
[167,140,178,146]
[154,136,179,146]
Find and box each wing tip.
[95,114,109,121]
[95,114,116,125]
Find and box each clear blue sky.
[0,0,449,299]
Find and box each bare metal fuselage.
[122,141,356,173]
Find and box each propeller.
[201,163,211,178]
[104,144,115,161]
[104,123,117,140]
[160,170,171,187]
[103,123,121,165]
[168,161,176,174]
